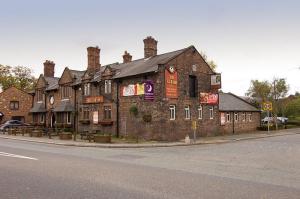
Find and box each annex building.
[29,36,260,141]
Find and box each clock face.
[49,96,54,105]
[168,66,175,73]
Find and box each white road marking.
[0,152,38,160]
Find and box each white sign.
[211,74,221,89]
[122,84,136,96]
[93,111,98,124]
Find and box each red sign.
[165,67,178,98]
[200,93,218,105]
[84,96,103,104]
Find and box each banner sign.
[84,96,104,104]
[200,93,219,105]
[165,66,178,98]
[220,112,226,125]
[93,111,98,124]
[144,80,154,100]
[211,74,221,89]
[121,83,146,97]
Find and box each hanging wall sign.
[165,66,178,98]
[211,74,221,89]
[144,80,154,100]
[200,93,219,105]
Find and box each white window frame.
[198,105,203,120]
[67,112,71,124]
[226,112,231,123]
[242,112,246,122]
[84,83,90,96]
[209,107,214,120]
[169,105,176,120]
[184,105,191,120]
[234,113,239,122]
[105,80,112,94]
[248,113,252,122]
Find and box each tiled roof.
[219,93,260,112]
[45,77,59,91]
[112,47,191,79]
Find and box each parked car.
[0,120,29,133]
[261,117,288,124]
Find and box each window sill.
[99,120,113,126]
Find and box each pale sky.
[0,0,299,95]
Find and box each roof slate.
[219,93,260,112]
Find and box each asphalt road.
[0,132,299,199]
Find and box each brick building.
[30,36,261,141]
[0,87,33,124]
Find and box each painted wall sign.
[200,93,219,105]
[84,96,104,104]
[144,80,154,100]
[211,74,221,89]
[165,66,178,98]
[220,112,226,125]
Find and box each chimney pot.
[123,51,132,63]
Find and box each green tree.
[246,80,271,101]
[285,97,300,119]
[0,64,36,91]
[200,51,217,71]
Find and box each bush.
[129,105,138,117]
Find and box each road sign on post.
[262,102,273,133]
[192,121,197,143]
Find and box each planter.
[59,132,72,140]
[94,135,111,143]
[79,120,90,125]
[31,130,43,137]
[99,120,113,126]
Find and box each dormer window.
[37,90,44,102]
[84,83,91,96]
[105,80,112,94]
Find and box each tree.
[246,80,271,102]
[0,64,36,91]
[200,51,217,71]
[285,97,300,119]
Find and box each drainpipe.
[116,80,120,138]
[44,90,47,128]
[74,86,77,141]
[232,112,235,134]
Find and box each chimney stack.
[143,36,158,58]
[123,51,132,63]
[43,60,55,77]
[87,46,101,73]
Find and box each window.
[249,113,252,122]
[105,80,112,94]
[209,107,214,119]
[189,75,197,97]
[234,113,239,122]
[37,90,44,102]
[184,105,191,120]
[198,105,203,120]
[10,101,19,110]
[169,105,176,120]
[61,86,71,99]
[84,83,90,96]
[242,112,246,122]
[83,108,89,120]
[67,112,71,124]
[40,114,44,124]
[104,106,112,120]
[226,112,231,122]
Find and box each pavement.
[0,132,299,199]
[0,128,299,148]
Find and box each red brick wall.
[0,87,33,124]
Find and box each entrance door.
[51,114,56,128]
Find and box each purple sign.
[144,80,154,100]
